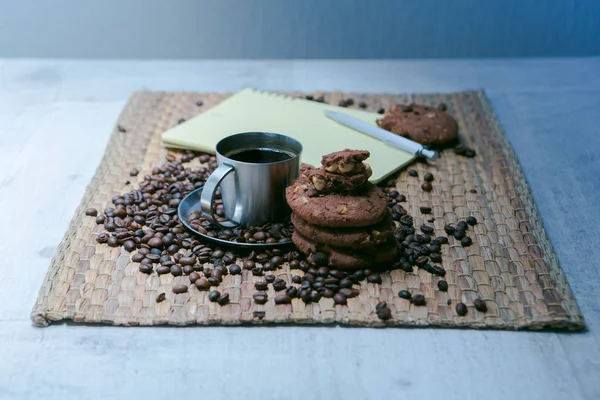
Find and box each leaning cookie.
[376,104,458,145]
[291,211,394,249]
[292,231,398,269]
[307,167,371,194]
[321,149,370,175]
[286,181,389,228]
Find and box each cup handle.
[200,163,239,228]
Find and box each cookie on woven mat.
[285,179,389,228]
[292,231,398,269]
[376,104,458,145]
[321,149,370,175]
[307,167,371,194]
[291,212,394,249]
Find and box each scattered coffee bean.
[217,293,230,305]
[419,206,432,214]
[148,237,164,248]
[408,169,418,177]
[456,302,468,316]
[274,294,292,305]
[107,236,119,247]
[156,265,170,275]
[421,182,432,192]
[196,100,204,107]
[358,101,367,109]
[208,290,220,302]
[333,293,347,305]
[243,260,255,270]
[366,273,382,284]
[339,288,359,298]
[255,281,268,291]
[188,272,201,283]
[431,265,446,277]
[170,264,183,276]
[398,290,412,300]
[292,275,302,284]
[265,275,276,283]
[273,278,287,291]
[95,215,105,224]
[156,293,166,303]
[129,168,139,176]
[447,299,452,305]
[172,284,188,294]
[437,280,448,291]
[415,256,428,267]
[317,266,330,277]
[85,208,98,217]
[474,298,488,312]
[434,236,448,244]
[412,294,426,306]
[457,221,468,231]
[139,264,153,274]
[396,194,406,202]
[195,278,210,290]
[453,230,466,240]
[285,286,298,298]
[377,108,385,114]
[252,267,263,276]
[466,216,478,226]
[229,264,241,275]
[423,172,434,182]
[310,290,321,302]
[444,225,456,235]
[376,302,392,320]
[183,265,194,275]
[123,240,136,252]
[253,292,268,305]
[310,252,328,266]
[96,232,109,244]
[470,189,477,193]
[420,225,434,235]
[461,237,473,247]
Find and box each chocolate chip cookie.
[321,149,370,175]
[286,180,389,228]
[376,104,458,145]
[292,231,398,269]
[307,168,371,194]
[291,211,394,249]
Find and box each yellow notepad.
[161,89,415,183]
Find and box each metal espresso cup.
[200,132,302,228]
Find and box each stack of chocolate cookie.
[286,150,397,269]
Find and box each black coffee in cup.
[227,148,294,163]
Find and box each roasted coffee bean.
[107,236,119,247]
[180,256,196,266]
[285,286,298,298]
[96,232,109,244]
[423,263,434,274]
[251,267,263,276]
[351,270,365,282]
[429,253,442,263]
[212,249,224,259]
[428,243,441,253]
[427,217,435,223]
[447,299,452,305]
[398,290,412,300]
[437,280,449,291]
[156,266,171,275]
[170,264,183,276]
[434,236,448,245]
[333,293,347,305]
[321,288,335,298]
[139,264,153,274]
[399,214,413,226]
[208,290,220,302]
[376,303,392,320]
[453,230,466,240]
[167,244,179,254]
[421,182,432,192]
[366,273,382,284]
[399,262,413,273]
[339,288,359,298]
[130,168,139,176]
[183,265,194,275]
[412,294,426,306]
[253,231,267,241]
[415,256,428,267]
[474,298,488,312]
[262,262,273,271]
[255,281,268,291]
[270,256,283,267]
[377,108,385,114]
[396,194,406,202]
[243,260,255,270]
[292,275,302,284]
[217,293,230,305]
[310,290,321,302]
[463,148,476,157]
[466,216,478,226]
[172,284,188,294]
[310,252,328,266]
[131,253,145,263]
[461,237,473,247]
[408,169,418,177]
[274,294,292,305]
[273,278,287,291]
[388,189,399,198]
[358,101,367,109]
[188,271,201,283]
[265,274,276,283]
[85,208,98,217]
[229,264,241,275]
[95,214,106,224]
[444,225,456,235]
[316,267,330,277]
[193,277,209,290]
[420,225,434,235]
[419,206,432,214]
[423,172,434,182]
[456,221,468,231]
[253,291,268,304]
[456,302,468,316]
[301,289,312,303]
[207,277,220,286]
[289,260,300,269]
[339,278,354,289]
[156,293,166,303]
[431,265,446,277]
[148,237,164,248]
[123,240,137,252]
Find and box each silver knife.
[324,110,439,160]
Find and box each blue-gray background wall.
[0,0,599,59]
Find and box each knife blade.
[324,110,439,160]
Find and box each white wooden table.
[1,58,599,400]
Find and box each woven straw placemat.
[31,90,585,330]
